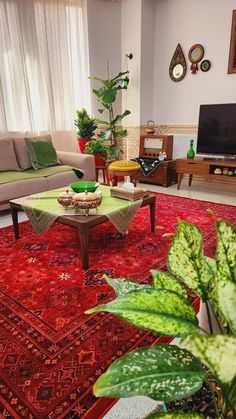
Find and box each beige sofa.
[0,138,95,210]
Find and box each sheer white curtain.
[0,0,90,133]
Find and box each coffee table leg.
[78,224,89,270]
[150,198,156,233]
[11,206,19,239]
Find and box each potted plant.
[84,139,108,167]
[74,108,97,153]
[85,218,236,417]
[89,67,131,161]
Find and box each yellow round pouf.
[109,160,140,171]
[108,160,141,186]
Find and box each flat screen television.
[197,103,236,158]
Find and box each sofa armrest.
[57,151,95,181]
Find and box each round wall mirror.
[188,44,204,64]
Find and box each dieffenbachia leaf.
[167,221,214,300]
[226,377,236,412]
[104,275,150,297]
[181,334,236,384]
[216,221,236,284]
[205,256,217,275]
[148,413,203,418]
[94,344,205,401]
[85,289,199,336]
[151,270,188,300]
[216,280,236,333]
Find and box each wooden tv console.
[176,158,236,190]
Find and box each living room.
[0,0,236,418]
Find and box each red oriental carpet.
[0,193,235,418]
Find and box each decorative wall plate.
[200,59,211,72]
[169,44,187,82]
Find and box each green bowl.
[70,181,100,193]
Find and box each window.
[0,0,90,132]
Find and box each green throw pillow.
[25,137,60,170]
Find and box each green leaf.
[112,110,131,125]
[148,413,203,419]
[216,220,236,284]
[168,221,213,300]
[205,256,217,275]
[151,270,188,300]
[110,70,129,82]
[104,275,150,297]
[85,289,199,336]
[92,88,104,98]
[217,280,236,333]
[226,377,236,412]
[96,118,109,125]
[108,143,120,160]
[94,344,205,401]
[181,334,236,384]
[98,129,112,140]
[89,76,113,88]
[101,88,118,104]
[114,129,128,138]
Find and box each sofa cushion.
[0,138,21,171]
[0,165,74,185]
[25,136,60,170]
[13,138,32,170]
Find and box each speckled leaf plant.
[85,220,236,417]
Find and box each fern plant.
[74,108,97,139]
[85,219,236,418]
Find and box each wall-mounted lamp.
[125,53,133,60]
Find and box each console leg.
[188,174,193,186]
[177,173,183,190]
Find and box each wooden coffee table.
[10,194,156,270]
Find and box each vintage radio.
[139,135,173,160]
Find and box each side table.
[95,165,109,185]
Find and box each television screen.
[197,103,236,156]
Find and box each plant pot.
[94,153,106,167]
[78,138,90,153]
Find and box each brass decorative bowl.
[57,190,74,209]
[71,192,102,216]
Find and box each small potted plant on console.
[85,139,108,167]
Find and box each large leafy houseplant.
[89,69,131,161]
[85,219,236,418]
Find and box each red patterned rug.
[0,193,235,418]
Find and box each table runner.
[135,157,162,176]
[22,185,142,235]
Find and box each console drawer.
[177,161,207,175]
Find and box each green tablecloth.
[22,185,142,235]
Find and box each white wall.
[121,0,142,126]
[86,0,122,117]
[140,0,156,125]
[153,0,236,125]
